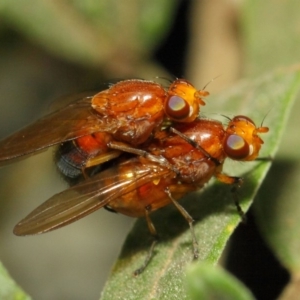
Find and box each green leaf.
[185,263,254,300]
[252,72,300,297]
[0,262,31,300]
[242,0,300,77]
[254,152,300,272]
[241,1,300,296]
[100,67,300,299]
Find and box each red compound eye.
[165,95,190,120]
[224,134,250,160]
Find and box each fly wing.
[13,159,169,235]
[0,97,117,162]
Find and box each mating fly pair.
[0,78,269,274]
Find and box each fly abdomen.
[55,141,88,181]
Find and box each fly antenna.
[201,74,222,91]
[260,109,272,128]
[220,114,232,122]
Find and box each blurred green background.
[0,1,300,299]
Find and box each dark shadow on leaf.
[254,158,299,221]
[226,159,294,300]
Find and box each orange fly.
[12,115,269,274]
[0,79,207,179]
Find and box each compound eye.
[232,115,255,126]
[224,134,250,160]
[165,95,190,120]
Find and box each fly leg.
[134,207,158,275]
[169,127,221,166]
[80,150,122,179]
[165,187,199,260]
[84,150,122,168]
[215,173,246,222]
[255,156,273,162]
[108,141,180,176]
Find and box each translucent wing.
[0,79,168,162]
[0,97,117,162]
[14,159,169,235]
